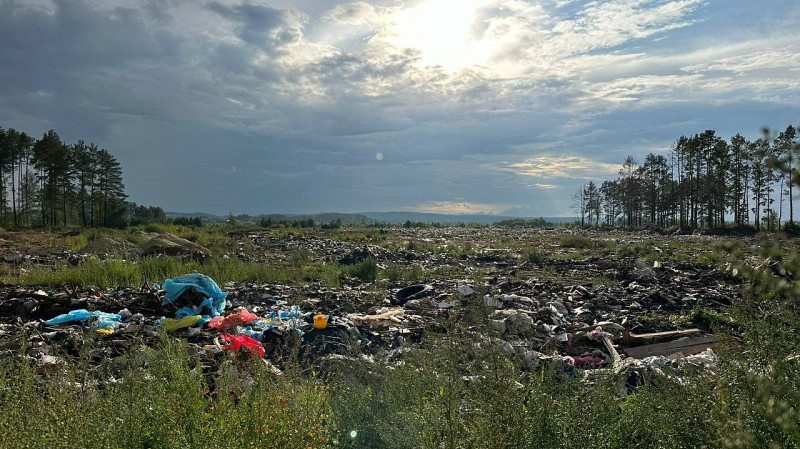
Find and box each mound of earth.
[81,238,143,259]
[139,233,210,259]
[131,230,160,240]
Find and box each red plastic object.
[220,334,265,358]
[208,309,259,331]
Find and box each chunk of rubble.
[457,284,475,296]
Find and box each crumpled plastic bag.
[163,315,202,332]
[259,306,308,335]
[220,334,265,358]
[162,273,227,317]
[46,309,122,330]
[208,309,259,331]
[94,311,123,329]
[46,309,93,325]
[175,298,215,319]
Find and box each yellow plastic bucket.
[314,314,328,329]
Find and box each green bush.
[558,235,594,249]
[346,257,378,282]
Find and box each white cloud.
[506,155,621,179]
[1,0,799,215]
[411,201,510,214]
[683,47,800,74]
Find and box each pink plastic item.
[208,309,259,331]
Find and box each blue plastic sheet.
[46,309,122,329]
[163,274,227,317]
[46,309,93,325]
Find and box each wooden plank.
[624,328,701,344]
[623,336,716,359]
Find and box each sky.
[0,0,798,216]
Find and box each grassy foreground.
[0,310,797,449]
[1,248,799,449]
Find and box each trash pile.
[0,227,747,387]
[32,273,350,370]
[6,262,731,385]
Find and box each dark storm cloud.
[208,1,304,50]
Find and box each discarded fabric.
[94,311,123,329]
[563,355,606,366]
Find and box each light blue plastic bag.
[93,311,122,329]
[46,309,93,325]
[46,310,122,329]
[163,274,227,317]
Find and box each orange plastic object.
[314,314,328,329]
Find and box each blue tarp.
[162,273,228,318]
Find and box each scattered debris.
[0,227,744,385]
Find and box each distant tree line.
[170,216,203,227]
[493,218,554,228]
[0,125,164,228]
[573,125,800,231]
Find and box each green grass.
[344,257,378,282]
[0,321,732,449]
[383,263,425,282]
[2,256,352,288]
[558,234,595,249]
[0,336,333,449]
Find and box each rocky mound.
[139,233,211,260]
[81,238,143,259]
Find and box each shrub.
[558,235,594,249]
[347,257,378,282]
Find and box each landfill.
[0,227,749,392]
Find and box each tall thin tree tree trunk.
[11,164,17,228]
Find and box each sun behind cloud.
[388,0,494,71]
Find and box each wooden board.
[623,335,716,359]
[623,328,701,344]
